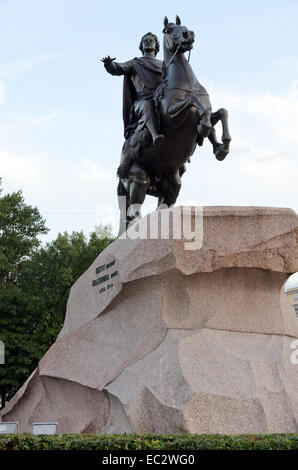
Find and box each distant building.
[285,287,298,319]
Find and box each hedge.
[0,433,297,450]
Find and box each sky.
[0,0,297,287]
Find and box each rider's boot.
[147,119,165,146]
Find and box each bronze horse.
[117,16,231,235]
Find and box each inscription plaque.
[92,260,118,294]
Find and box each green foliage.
[0,180,114,399]
[0,433,297,450]
[0,181,49,396]
[0,183,48,285]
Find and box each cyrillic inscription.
[92,260,119,294]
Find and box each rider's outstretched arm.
[102,57,134,76]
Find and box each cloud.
[193,82,298,211]
[0,150,116,239]
[0,150,42,184]
[0,81,4,104]
[74,158,114,185]
[0,82,297,241]
[243,154,297,190]
[7,111,61,130]
[0,49,75,77]
[212,82,298,149]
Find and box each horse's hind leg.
[127,163,150,222]
[117,179,130,236]
[117,164,150,234]
[157,171,182,208]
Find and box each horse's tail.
[117,157,133,179]
[117,138,133,178]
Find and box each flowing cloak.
[122,57,163,138]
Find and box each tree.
[0,208,114,403]
[0,180,48,285]
[0,179,115,405]
[0,180,48,407]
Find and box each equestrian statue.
[102,16,231,235]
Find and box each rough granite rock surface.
[2,206,298,434]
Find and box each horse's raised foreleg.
[209,108,231,161]
[211,108,231,143]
